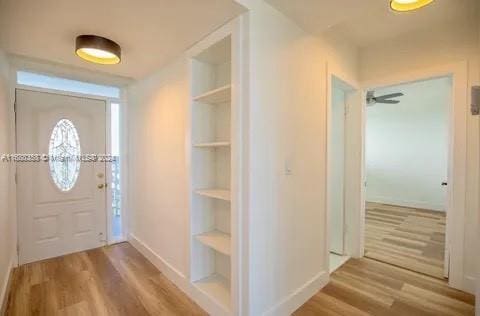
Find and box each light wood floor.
[4,242,207,316]
[5,242,474,316]
[295,257,475,316]
[365,202,446,279]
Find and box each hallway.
[0,0,478,314]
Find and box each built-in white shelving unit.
[193,84,232,104]
[194,141,231,148]
[195,189,231,201]
[195,274,231,310]
[195,230,231,256]
[190,35,234,313]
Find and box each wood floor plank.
[389,300,441,316]
[57,301,92,316]
[321,281,394,315]
[294,292,370,316]
[84,247,150,315]
[401,284,475,315]
[29,280,59,316]
[295,257,475,316]
[4,243,206,316]
[365,202,446,278]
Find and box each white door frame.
[328,76,348,256]
[359,62,468,291]
[325,63,362,272]
[12,80,128,263]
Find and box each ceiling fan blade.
[377,99,400,104]
[376,92,404,100]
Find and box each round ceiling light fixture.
[75,35,121,65]
[390,0,434,12]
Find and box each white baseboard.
[366,197,444,211]
[128,234,230,316]
[0,258,14,314]
[465,274,479,315]
[264,271,329,316]
[463,275,476,295]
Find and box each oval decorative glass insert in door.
[48,119,81,191]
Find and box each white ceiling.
[0,0,245,79]
[265,0,478,47]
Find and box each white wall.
[475,5,480,315]
[360,7,479,292]
[245,1,359,315]
[366,77,450,211]
[127,58,190,277]
[476,12,480,313]
[0,50,13,308]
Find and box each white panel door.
[16,89,107,264]
[329,86,346,255]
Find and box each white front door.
[329,86,346,255]
[16,89,107,264]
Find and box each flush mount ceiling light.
[75,35,121,65]
[390,0,434,12]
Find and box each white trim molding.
[0,259,14,314]
[463,275,477,295]
[326,63,363,262]
[263,271,329,316]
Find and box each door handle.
[441,182,448,186]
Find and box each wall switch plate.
[472,86,480,115]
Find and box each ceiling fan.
[366,91,404,106]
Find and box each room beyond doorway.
[365,202,446,278]
[364,77,451,279]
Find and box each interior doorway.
[327,76,357,273]
[363,77,451,279]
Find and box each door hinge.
[13,100,17,113]
[15,172,17,184]
[16,243,20,255]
